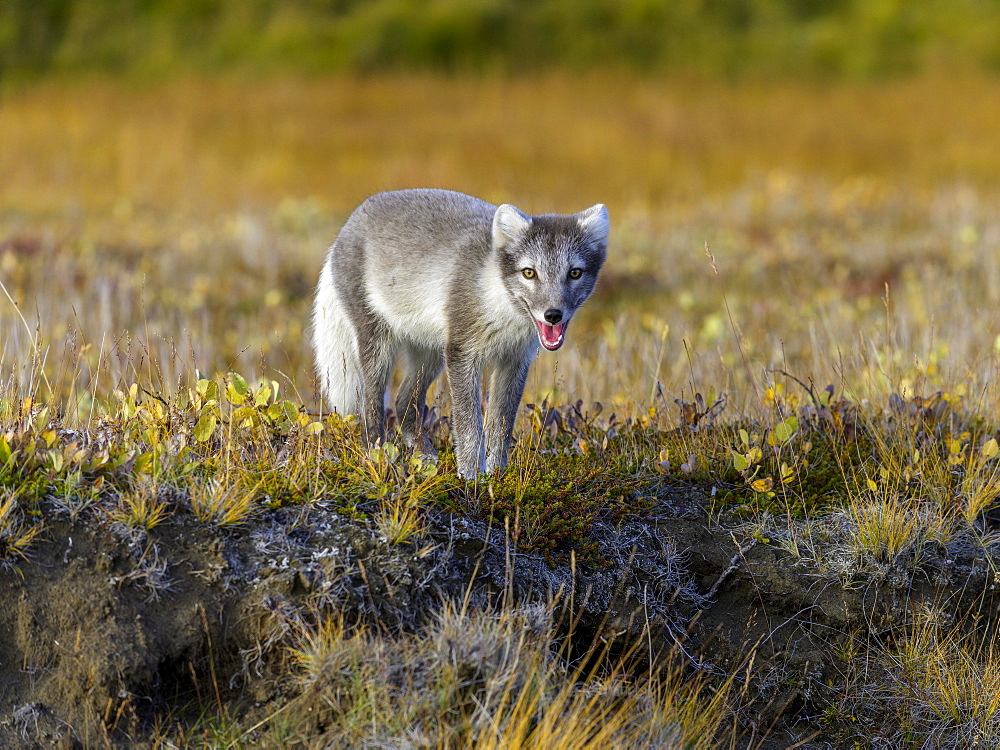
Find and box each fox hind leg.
[395,343,444,458]
[354,319,398,448]
[312,265,363,415]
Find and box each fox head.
[492,202,609,350]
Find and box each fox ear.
[493,204,532,250]
[577,204,609,246]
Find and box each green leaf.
[773,416,798,443]
[739,428,750,447]
[732,451,750,472]
[193,413,217,443]
[197,378,219,403]
[266,403,285,423]
[229,372,249,396]
[134,451,153,474]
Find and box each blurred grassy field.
[3,73,1000,420]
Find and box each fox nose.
[543,309,563,324]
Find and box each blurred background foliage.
[4,0,1000,408]
[3,0,1000,82]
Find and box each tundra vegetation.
[5,4,1000,747]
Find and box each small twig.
[703,537,758,603]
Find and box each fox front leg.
[445,348,487,479]
[484,350,532,473]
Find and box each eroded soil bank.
[1,488,997,747]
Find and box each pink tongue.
[535,321,566,350]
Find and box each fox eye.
[522,268,536,279]
[568,268,582,279]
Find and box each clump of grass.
[108,479,170,530]
[844,493,934,564]
[874,611,1000,746]
[347,442,452,545]
[0,489,43,569]
[281,600,737,748]
[374,458,448,546]
[954,437,1000,527]
[187,475,257,527]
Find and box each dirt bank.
[2,487,997,747]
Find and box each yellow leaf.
[982,438,999,460]
[254,384,272,408]
[867,478,878,492]
[225,383,246,405]
[751,477,774,493]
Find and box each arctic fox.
[312,189,609,478]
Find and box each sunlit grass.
[0,489,44,568]
[4,75,1000,421]
[282,600,737,748]
[876,611,1000,746]
[108,480,170,530]
[187,474,257,527]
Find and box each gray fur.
[312,188,609,478]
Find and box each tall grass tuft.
[281,600,738,748]
[878,612,1000,746]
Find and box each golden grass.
[282,600,736,748]
[879,610,1000,746]
[108,484,170,530]
[4,74,1000,424]
[5,74,1000,218]
[0,489,44,567]
[187,474,257,527]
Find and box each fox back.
[312,188,609,477]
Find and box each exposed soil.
[2,488,998,747]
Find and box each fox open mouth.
[534,319,566,350]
